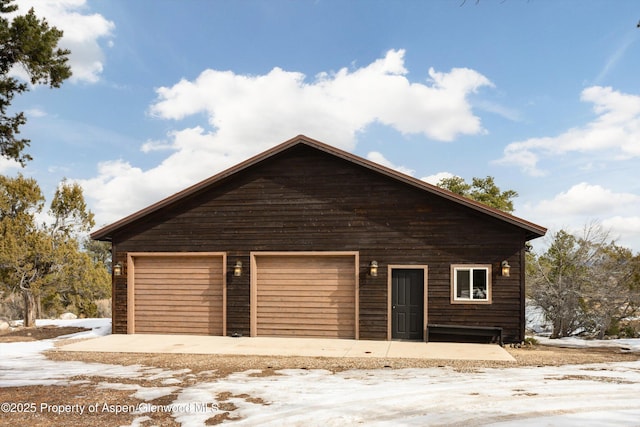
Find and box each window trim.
[450,264,492,304]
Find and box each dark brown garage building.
[91,135,546,343]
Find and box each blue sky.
[5,0,640,252]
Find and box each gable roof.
[91,134,547,241]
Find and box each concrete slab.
[59,334,515,362]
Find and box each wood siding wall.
[111,145,528,342]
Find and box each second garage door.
[251,253,358,339]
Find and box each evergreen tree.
[0,0,71,165]
[0,177,109,325]
[437,175,518,213]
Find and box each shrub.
[95,299,112,318]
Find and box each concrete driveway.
[60,334,515,361]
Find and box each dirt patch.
[547,374,635,384]
[507,345,640,367]
[0,384,182,427]
[0,326,90,342]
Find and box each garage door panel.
[257,305,354,314]
[136,265,222,273]
[258,325,354,332]
[135,256,217,265]
[135,292,223,299]
[133,324,222,335]
[136,274,219,282]
[259,320,354,328]
[134,290,222,299]
[257,296,353,304]
[258,271,354,279]
[258,327,354,339]
[253,254,357,339]
[135,296,223,305]
[135,282,219,290]
[257,291,354,299]
[135,306,215,314]
[131,254,225,335]
[133,313,222,323]
[257,300,353,308]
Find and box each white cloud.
[602,216,640,242]
[518,182,640,252]
[420,172,456,186]
[82,127,259,226]
[81,160,153,226]
[366,151,415,176]
[0,157,21,173]
[140,139,175,153]
[535,182,640,216]
[150,49,492,145]
[13,0,114,83]
[26,108,47,118]
[496,86,640,176]
[84,49,493,226]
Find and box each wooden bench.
[426,324,503,346]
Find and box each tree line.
[0,0,109,326]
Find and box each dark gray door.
[392,269,424,340]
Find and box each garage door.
[252,253,358,338]
[129,253,225,335]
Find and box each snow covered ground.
[1,318,640,426]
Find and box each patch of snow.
[97,382,178,401]
[35,318,112,339]
[525,301,552,334]
[172,363,640,426]
[59,312,77,320]
[2,318,640,426]
[0,319,189,388]
[535,336,640,352]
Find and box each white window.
[451,265,491,304]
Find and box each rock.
[59,312,77,320]
[0,319,10,331]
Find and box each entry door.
[392,269,424,340]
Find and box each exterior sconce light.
[113,262,123,276]
[501,260,511,277]
[234,261,243,277]
[369,260,378,277]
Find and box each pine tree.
[0,0,71,165]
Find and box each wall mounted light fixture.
[369,260,378,277]
[501,260,511,277]
[234,261,243,277]
[113,262,123,276]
